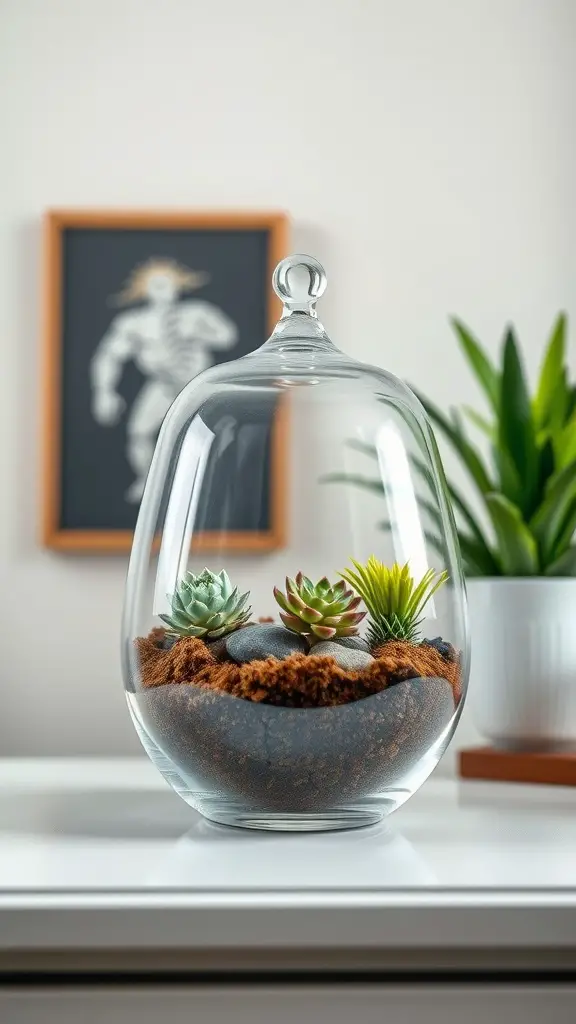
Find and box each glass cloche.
[122,255,469,831]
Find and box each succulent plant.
[340,557,448,647]
[273,572,366,644]
[159,568,251,640]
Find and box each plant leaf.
[536,435,555,500]
[344,439,379,459]
[413,391,493,496]
[554,408,576,470]
[534,312,567,430]
[279,612,309,634]
[458,532,502,576]
[462,405,495,439]
[320,473,384,495]
[492,443,523,507]
[445,484,493,550]
[484,493,539,575]
[549,500,576,564]
[543,369,570,470]
[408,567,449,618]
[417,496,444,529]
[529,460,576,562]
[410,452,498,565]
[544,546,576,576]
[498,327,539,517]
[451,317,500,413]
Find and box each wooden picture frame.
[41,209,289,553]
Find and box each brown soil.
[135,632,461,707]
[374,640,462,703]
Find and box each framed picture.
[41,209,289,553]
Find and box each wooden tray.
[459,745,576,786]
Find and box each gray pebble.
[311,640,374,671]
[225,623,308,664]
[331,635,371,653]
[206,636,229,661]
[421,637,456,662]
[161,634,178,651]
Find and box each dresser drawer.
[1,984,575,1023]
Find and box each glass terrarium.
[122,255,469,831]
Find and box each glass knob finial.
[272,254,327,316]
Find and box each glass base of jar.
[197,804,384,832]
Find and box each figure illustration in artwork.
[90,258,238,503]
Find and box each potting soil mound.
[135,633,461,706]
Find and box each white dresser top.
[0,758,574,954]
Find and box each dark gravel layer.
[136,676,454,813]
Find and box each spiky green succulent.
[159,568,251,640]
[340,557,448,647]
[273,572,366,644]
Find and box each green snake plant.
[340,558,448,646]
[325,314,576,577]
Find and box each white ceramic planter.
[467,578,576,750]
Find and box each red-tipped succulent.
[273,572,366,644]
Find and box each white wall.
[1,0,575,759]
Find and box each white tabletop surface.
[0,758,575,952]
